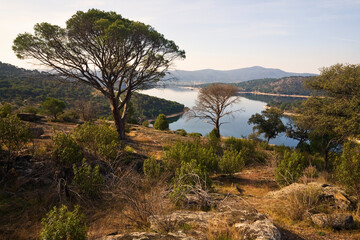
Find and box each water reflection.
[140,87,298,147]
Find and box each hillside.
[167,66,316,85]
[235,76,314,96]
[0,62,184,122]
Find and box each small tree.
[154,114,169,130]
[187,84,240,137]
[248,107,285,144]
[41,97,66,120]
[0,115,32,171]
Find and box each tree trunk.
[110,98,125,140]
[266,137,270,144]
[215,118,220,138]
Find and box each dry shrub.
[281,187,331,222]
[118,169,175,230]
[206,220,244,240]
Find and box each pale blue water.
[140,87,298,147]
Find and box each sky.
[1,0,360,74]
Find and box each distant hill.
[167,66,316,85]
[235,76,314,96]
[0,62,184,122]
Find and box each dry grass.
[206,220,244,240]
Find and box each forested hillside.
[0,62,184,122]
[235,76,314,96]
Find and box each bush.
[154,114,169,130]
[164,140,218,174]
[219,149,245,175]
[74,121,122,161]
[58,109,80,123]
[0,115,32,170]
[336,141,360,199]
[142,120,149,127]
[23,105,39,114]
[176,129,187,136]
[52,132,83,166]
[170,159,211,207]
[73,159,104,197]
[275,150,308,186]
[188,132,202,138]
[0,103,12,118]
[40,205,87,240]
[224,137,257,164]
[143,156,162,179]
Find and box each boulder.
[17,113,43,122]
[266,182,353,210]
[310,213,355,230]
[29,127,44,138]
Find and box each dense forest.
[0,62,184,122]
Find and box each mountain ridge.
[167,66,317,85]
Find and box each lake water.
[140,87,298,147]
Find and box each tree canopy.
[248,107,285,144]
[187,84,240,137]
[13,9,185,139]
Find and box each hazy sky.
[1,0,360,73]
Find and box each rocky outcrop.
[149,208,281,240]
[17,113,43,122]
[266,182,353,211]
[100,232,195,240]
[310,213,355,230]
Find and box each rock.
[29,127,44,138]
[310,213,355,230]
[98,231,195,240]
[266,182,353,210]
[149,208,281,240]
[17,113,43,122]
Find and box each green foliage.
[188,132,202,138]
[219,149,245,174]
[0,115,32,166]
[142,120,149,127]
[336,142,360,198]
[143,156,162,179]
[208,128,220,139]
[176,129,187,136]
[0,103,12,118]
[164,140,218,174]
[224,137,258,164]
[73,159,104,197]
[275,150,308,186]
[154,114,169,130]
[40,205,87,240]
[41,97,66,120]
[170,159,211,206]
[58,109,80,123]
[74,121,121,161]
[52,132,83,166]
[23,105,39,114]
[248,107,286,144]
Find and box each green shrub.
[143,156,162,179]
[164,140,218,174]
[41,97,66,120]
[40,205,87,240]
[219,149,245,175]
[74,121,121,161]
[336,142,360,199]
[275,150,308,186]
[23,105,39,114]
[52,132,83,166]
[170,159,211,206]
[176,129,187,136]
[73,159,104,197]
[0,103,12,118]
[224,137,257,164]
[58,110,80,123]
[0,115,32,170]
[142,120,149,127]
[154,114,169,130]
[188,132,202,138]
